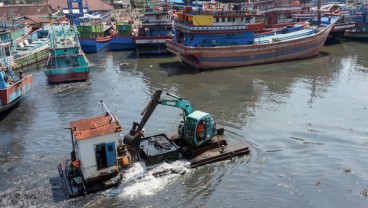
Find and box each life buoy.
[211,40,216,46]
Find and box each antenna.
[99,100,116,123]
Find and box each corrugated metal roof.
[70,114,123,140]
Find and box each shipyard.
[0,0,368,207]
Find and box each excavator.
[124,90,250,168]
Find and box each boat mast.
[99,100,117,123]
[317,0,322,25]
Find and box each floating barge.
[139,133,250,168]
[59,96,250,198]
[124,90,250,169]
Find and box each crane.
[67,0,84,25]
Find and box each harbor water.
[0,40,368,207]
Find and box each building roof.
[70,114,123,141]
[49,0,113,12]
[0,4,50,17]
[24,15,50,24]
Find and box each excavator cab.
[183,111,217,147]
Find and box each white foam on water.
[111,160,190,199]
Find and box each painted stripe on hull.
[344,32,368,39]
[44,66,90,83]
[180,40,324,69]
[135,39,167,44]
[331,23,356,32]
[80,39,111,53]
[45,72,90,83]
[110,36,136,50]
[197,40,324,62]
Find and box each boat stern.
[0,74,32,106]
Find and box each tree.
[4,0,16,4]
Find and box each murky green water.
[1,40,368,207]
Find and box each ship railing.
[173,19,257,28]
[257,6,302,13]
[0,56,14,68]
[183,10,257,16]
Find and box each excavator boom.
[160,99,192,117]
[124,90,194,151]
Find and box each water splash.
[108,160,190,199]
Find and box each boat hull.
[0,96,22,114]
[110,35,136,50]
[343,31,368,40]
[166,25,333,69]
[79,37,111,53]
[58,159,121,198]
[135,36,171,56]
[328,23,356,41]
[0,75,32,113]
[44,67,90,84]
[13,45,49,69]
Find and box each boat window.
[185,117,197,141]
[216,18,219,23]
[222,17,225,22]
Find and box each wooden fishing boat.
[166,5,336,70]
[344,5,368,40]
[134,2,173,56]
[110,21,136,50]
[0,27,49,70]
[44,24,91,84]
[293,4,356,41]
[77,24,112,53]
[0,44,32,114]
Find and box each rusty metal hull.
[58,159,121,198]
[187,136,250,168]
[0,96,22,114]
[166,24,334,70]
[0,75,32,114]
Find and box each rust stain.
[70,114,123,140]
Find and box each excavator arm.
[159,91,193,117]
[123,90,193,151]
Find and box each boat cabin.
[173,6,265,47]
[69,114,123,183]
[137,4,173,37]
[183,110,217,147]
